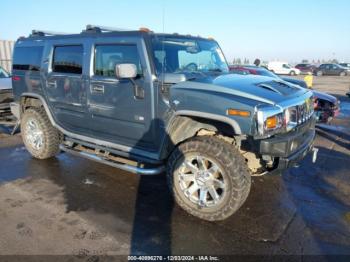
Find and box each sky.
[1,0,350,64]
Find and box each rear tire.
[21,107,60,159]
[167,136,251,221]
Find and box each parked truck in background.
[10,26,316,221]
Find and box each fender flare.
[173,110,242,135]
[159,110,242,159]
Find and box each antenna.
[160,0,166,79]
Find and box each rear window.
[52,45,83,74]
[13,46,43,71]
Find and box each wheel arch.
[160,110,242,159]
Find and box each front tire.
[21,107,60,159]
[167,136,251,221]
[340,71,346,76]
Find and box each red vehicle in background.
[295,63,317,74]
[229,65,340,124]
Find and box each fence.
[0,40,15,73]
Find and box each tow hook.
[312,147,319,163]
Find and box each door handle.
[91,84,104,93]
[47,80,57,88]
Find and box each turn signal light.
[227,109,251,117]
[266,116,277,129]
[139,27,151,32]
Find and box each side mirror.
[115,63,137,79]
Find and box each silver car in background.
[0,66,13,120]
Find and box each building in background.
[0,40,15,73]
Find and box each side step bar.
[59,145,165,175]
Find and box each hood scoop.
[257,80,300,96]
[257,83,283,95]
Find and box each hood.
[0,78,12,90]
[174,74,310,105]
[312,90,338,104]
[281,77,308,88]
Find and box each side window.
[52,45,83,74]
[13,46,43,71]
[94,44,142,77]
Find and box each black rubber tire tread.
[21,107,60,159]
[167,136,251,221]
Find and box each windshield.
[257,68,279,78]
[151,36,229,74]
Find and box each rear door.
[44,43,90,135]
[87,37,158,152]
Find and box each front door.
[88,38,157,152]
[45,44,90,135]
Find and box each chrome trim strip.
[60,145,164,175]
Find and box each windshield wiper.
[208,68,223,72]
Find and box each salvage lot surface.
[0,76,350,259]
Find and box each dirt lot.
[0,76,350,261]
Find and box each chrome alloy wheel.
[25,118,44,150]
[176,155,226,208]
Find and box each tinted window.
[53,45,83,74]
[13,46,43,71]
[94,44,142,77]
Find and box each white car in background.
[267,61,301,76]
[0,66,13,112]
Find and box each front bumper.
[259,118,316,169]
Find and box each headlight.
[256,97,314,136]
[256,105,284,136]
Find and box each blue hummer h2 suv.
[11,25,316,221]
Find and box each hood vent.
[257,80,299,96]
[257,83,282,94]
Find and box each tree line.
[231,58,340,65]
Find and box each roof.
[18,25,210,42]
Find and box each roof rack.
[83,24,131,33]
[30,30,70,37]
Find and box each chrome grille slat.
[288,98,314,127]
